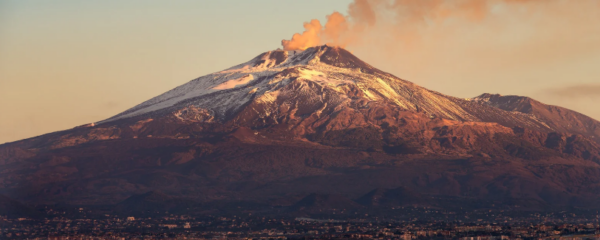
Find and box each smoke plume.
[281,0,600,51]
[546,84,600,99]
[280,0,600,121]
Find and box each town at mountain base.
[2,45,600,216]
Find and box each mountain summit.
[105,45,597,139]
[2,45,600,211]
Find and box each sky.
[1,0,599,144]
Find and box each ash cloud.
[281,0,548,51]
[281,0,600,53]
[546,84,600,99]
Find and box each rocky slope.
[473,93,600,143]
[1,45,600,213]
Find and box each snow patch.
[256,91,280,104]
[298,68,354,88]
[212,74,254,90]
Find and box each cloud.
[545,84,600,99]
[280,0,572,51]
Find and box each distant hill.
[115,191,197,215]
[0,194,40,218]
[356,187,423,207]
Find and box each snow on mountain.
[5,45,600,208]
[101,45,593,137]
[103,46,461,122]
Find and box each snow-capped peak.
[101,45,552,134]
[102,45,390,122]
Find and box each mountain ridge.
[473,93,600,143]
[97,45,598,140]
[1,45,600,213]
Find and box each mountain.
[2,45,600,215]
[101,46,561,133]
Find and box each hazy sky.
[1,0,599,144]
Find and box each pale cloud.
[545,84,600,99]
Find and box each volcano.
[2,45,600,213]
